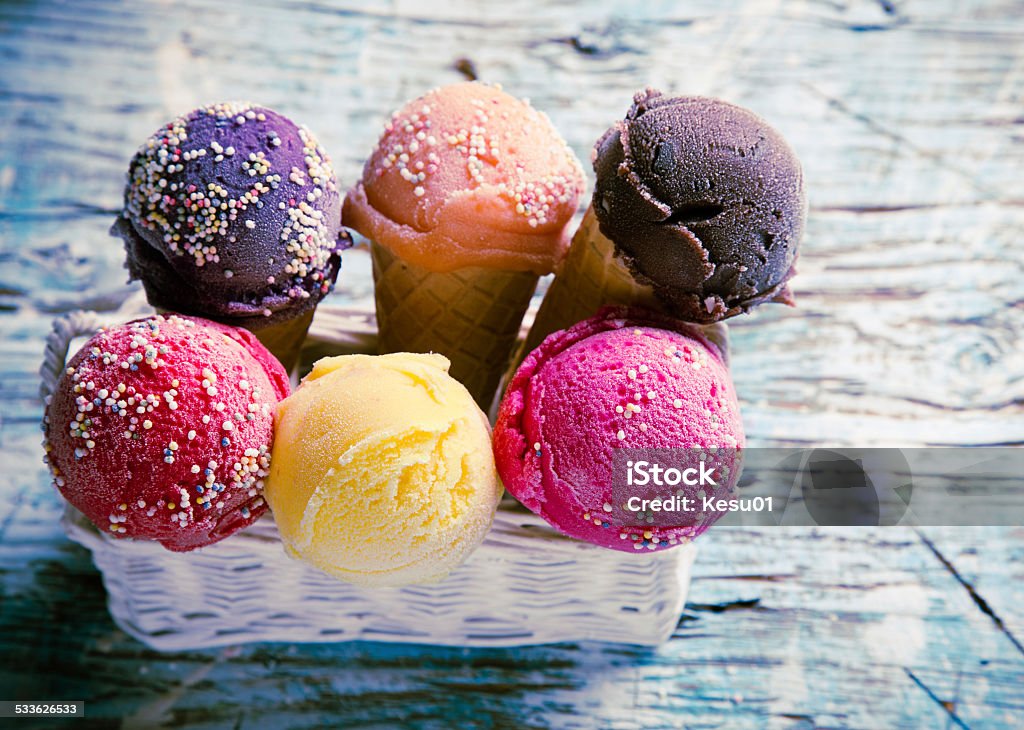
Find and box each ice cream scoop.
[43,314,290,551]
[112,101,350,368]
[593,90,806,322]
[494,307,745,552]
[344,81,584,274]
[343,82,585,408]
[265,353,503,586]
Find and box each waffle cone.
[515,206,659,362]
[510,207,731,377]
[371,241,538,410]
[250,308,315,374]
[155,307,313,373]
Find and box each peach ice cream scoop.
[343,81,585,275]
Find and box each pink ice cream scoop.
[493,307,745,552]
[343,81,585,274]
[43,314,290,551]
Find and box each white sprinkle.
[616,429,625,440]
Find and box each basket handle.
[39,310,109,404]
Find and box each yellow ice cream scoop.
[265,353,502,586]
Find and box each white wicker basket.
[42,301,697,651]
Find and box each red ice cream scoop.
[43,314,290,551]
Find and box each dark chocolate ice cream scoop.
[112,102,349,330]
[593,90,806,323]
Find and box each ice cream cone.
[511,208,733,378]
[155,307,313,373]
[371,242,539,410]
[515,206,659,363]
[249,308,315,374]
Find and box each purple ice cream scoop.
[593,90,806,323]
[112,102,349,329]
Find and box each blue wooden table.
[1,1,1022,727]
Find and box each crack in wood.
[121,649,225,729]
[813,200,1024,214]
[904,667,971,730]
[917,530,1024,657]
[0,208,120,222]
[693,573,797,582]
[686,598,762,613]
[877,0,899,16]
[887,395,1024,414]
[801,82,1000,199]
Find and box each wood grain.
[1,0,1022,727]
